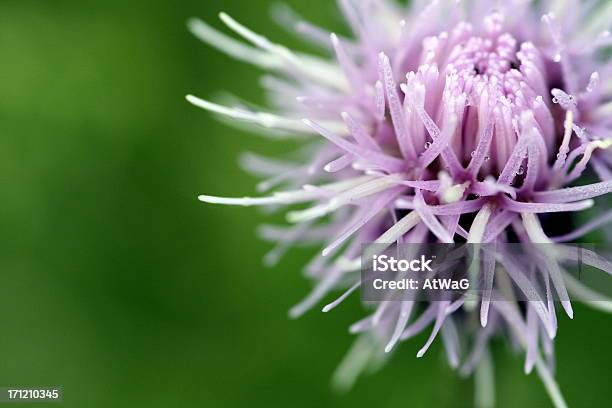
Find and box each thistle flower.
[187,1,612,406]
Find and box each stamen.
[199,174,375,207]
[287,175,403,222]
[525,302,538,373]
[419,113,459,168]
[552,110,574,171]
[441,317,460,368]
[565,139,612,182]
[219,12,348,90]
[550,209,612,242]
[439,181,468,204]
[551,88,576,112]
[500,252,557,337]
[270,4,334,49]
[416,301,450,358]
[303,119,406,172]
[330,33,362,91]
[341,112,381,151]
[400,304,437,340]
[521,139,541,192]
[321,187,403,256]
[503,197,594,213]
[414,191,454,243]
[521,213,573,319]
[322,281,360,312]
[385,301,414,353]
[379,53,417,159]
[374,80,385,121]
[480,246,495,327]
[324,154,353,173]
[187,18,279,69]
[375,211,421,244]
[533,180,612,203]
[186,94,345,134]
[468,203,494,243]
[585,72,599,93]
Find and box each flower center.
[406,13,556,178]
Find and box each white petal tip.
[186,18,201,30]
[186,94,209,109]
[285,212,299,223]
[384,345,394,353]
[416,349,426,358]
[562,301,574,319]
[198,195,215,203]
[262,253,278,268]
[288,308,302,319]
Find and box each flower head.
[188,1,612,406]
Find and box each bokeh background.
[0,0,610,407]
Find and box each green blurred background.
[0,0,609,407]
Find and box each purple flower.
[187,1,612,406]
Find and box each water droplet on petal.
[484,155,490,161]
[517,166,525,175]
[470,151,476,157]
[424,142,432,149]
[575,128,585,139]
[552,97,558,104]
